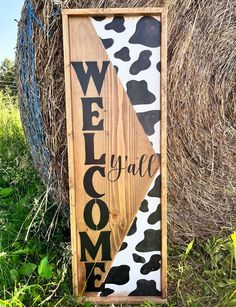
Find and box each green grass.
[0,91,235,306]
[0,92,75,306]
[168,235,236,307]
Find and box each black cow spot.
[130,50,152,75]
[129,17,161,47]
[114,65,119,73]
[127,217,137,236]
[93,16,106,22]
[156,61,161,72]
[148,175,161,198]
[114,47,130,61]
[119,242,128,251]
[129,279,161,296]
[100,288,114,296]
[148,204,161,225]
[140,199,149,212]
[101,38,114,49]
[127,80,156,105]
[136,229,161,252]
[105,17,125,33]
[105,265,130,285]
[132,253,145,263]
[140,254,161,275]
[136,110,160,136]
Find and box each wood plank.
[62,7,167,16]
[62,13,79,296]
[81,296,167,304]
[160,11,168,300]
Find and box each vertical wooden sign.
[62,8,167,304]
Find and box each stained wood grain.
[62,7,167,16]
[62,13,79,295]
[160,11,168,300]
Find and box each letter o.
[84,199,109,230]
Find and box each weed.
[0,92,72,305]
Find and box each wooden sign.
[62,8,167,304]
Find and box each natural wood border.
[160,10,168,300]
[81,296,167,304]
[62,14,79,296]
[62,7,168,303]
[62,7,167,16]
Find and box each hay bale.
[16,0,236,242]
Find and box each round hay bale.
[16,0,236,242]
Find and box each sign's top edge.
[62,7,167,16]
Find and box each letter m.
[79,231,111,261]
[71,61,110,95]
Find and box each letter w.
[71,61,110,95]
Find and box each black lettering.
[80,231,111,261]
[84,133,105,165]
[138,154,148,177]
[82,97,104,131]
[84,199,109,230]
[83,166,105,198]
[72,61,110,95]
[85,262,105,292]
[107,155,125,182]
[148,154,158,177]
[127,163,137,175]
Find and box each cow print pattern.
[129,17,161,47]
[127,80,156,105]
[130,50,152,75]
[91,16,161,296]
[133,253,145,263]
[129,279,161,296]
[141,254,161,275]
[101,38,114,49]
[136,111,161,136]
[105,16,125,33]
[114,47,131,61]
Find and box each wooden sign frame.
[63,7,167,304]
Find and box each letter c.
[83,166,105,198]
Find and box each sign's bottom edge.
[77,295,167,304]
